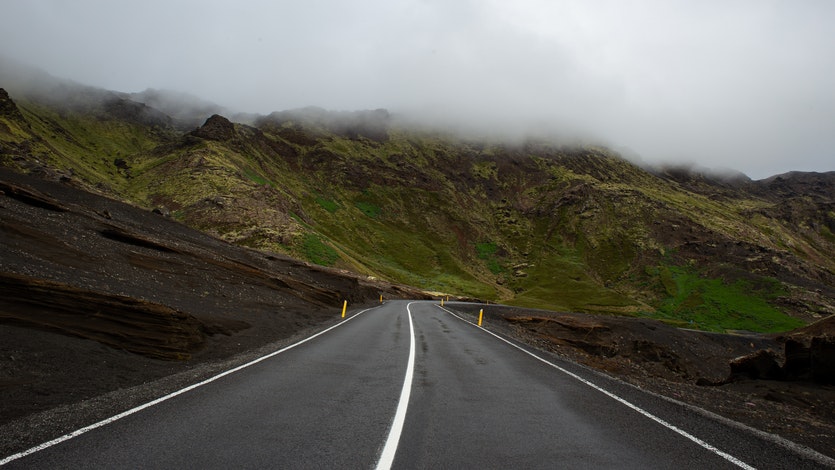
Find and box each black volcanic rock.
[191,114,236,141]
[729,349,784,380]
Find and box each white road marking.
[439,305,756,470]
[375,301,416,470]
[0,307,375,466]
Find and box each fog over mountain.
[1,0,833,179]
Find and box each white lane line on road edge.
[0,307,377,466]
[439,305,756,470]
[375,301,416,470]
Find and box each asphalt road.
[2,301,830,469]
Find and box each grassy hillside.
[2,86,833,333]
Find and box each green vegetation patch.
[302,233,340,266]
[307,186,496,299]
[315,196,340,213]
[243,168,272,186]
[508,244,638,312]
[476,241,504,274]
[648,265,803,333]
[355,200,382,218]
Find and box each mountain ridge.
[1,72,833,333]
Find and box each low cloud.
[1,0,833,179]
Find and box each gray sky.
[2,0,833,179]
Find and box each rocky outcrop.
[190,114,236,141]
[0,88,26,124]
[729,349,784,380]
[726,315,835,384]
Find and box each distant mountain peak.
[190,114,235,141]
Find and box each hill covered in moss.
[1,72,833,333]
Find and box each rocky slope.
[1,58,834,334]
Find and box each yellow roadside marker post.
[441,298,444,307]
[478,308,484,327]
[341,300,347,318]
[380,294,383,303]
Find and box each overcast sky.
[2,0,833,179]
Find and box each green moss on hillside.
[646,264,803,332]
[3,96,831,333]
[301,233,340,266]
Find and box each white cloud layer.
[2,0,833,179]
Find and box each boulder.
[191,114,235,141]
[729,349,783,380]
